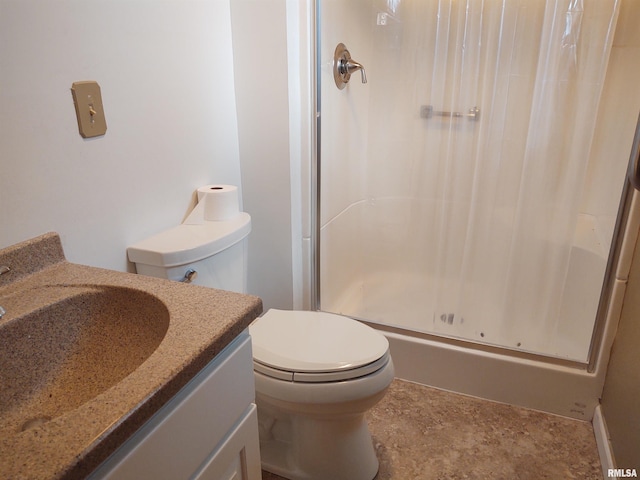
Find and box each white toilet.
[250,309,394,480]
[127,193,394,480]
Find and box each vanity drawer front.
[91,331,256,479]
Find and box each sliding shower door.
[318,0,640,361]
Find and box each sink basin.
[0,285,169,433]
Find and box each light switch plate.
[71,81,107,138]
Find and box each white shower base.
[327,213,607,362]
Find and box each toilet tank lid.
[127,213,250,268]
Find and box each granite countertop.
[0,233,263,479]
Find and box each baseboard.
[593,405,616,478]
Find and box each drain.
[21,416,52,432]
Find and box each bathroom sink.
[0,233,262,480]
[0,285,169,434]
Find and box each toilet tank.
[127,213,251,293]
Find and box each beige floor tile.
[262,379,602,479]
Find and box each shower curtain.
[357,0,620,356]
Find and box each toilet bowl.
[127,189,394,479]
[250,309,395,480]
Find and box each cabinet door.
[192,404,261,480]
[89,332,257,479]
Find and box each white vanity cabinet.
[89,330,261,480]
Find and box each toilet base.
[257,401,379,480]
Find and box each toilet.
[250,308,393,480]
[127,192,394,480]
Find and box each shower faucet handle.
[344,59,367,84]
[334,43,367,90]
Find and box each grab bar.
[420,105,480,121]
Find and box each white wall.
[231,0,298,310]
[0,0,241,273]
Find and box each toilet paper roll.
[183,185,241,224]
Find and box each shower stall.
[312,0,640,417]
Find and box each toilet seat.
[249,309,390,383]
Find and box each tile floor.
[261,379,603,479]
